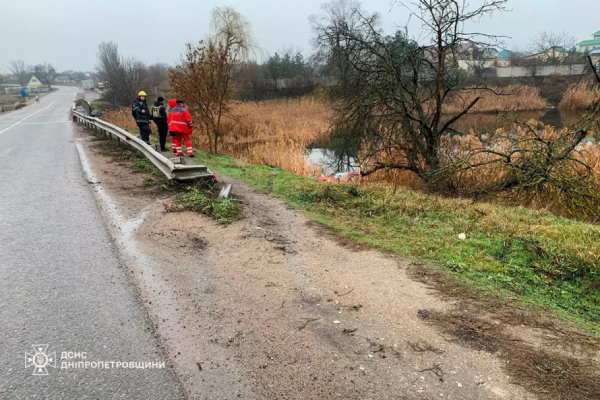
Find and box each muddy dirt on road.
[74,126,600,400]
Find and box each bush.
[174,188,242,224]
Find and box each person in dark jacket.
[132,91,152,144]
[152,96,169,151]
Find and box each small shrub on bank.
[174,188,241,224]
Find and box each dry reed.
[103,98,332,177]
[443,85,546,114]
[101,90,599,202]
[103,109,140,133]
[560,82,600,110]
[192,97,332,177]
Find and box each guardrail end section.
[170,156,185,165]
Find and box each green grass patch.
[174,187,242,224]
[132,158,157,174]
[194,150,600,333]
[0,93,23,106]
[90,100,114,112]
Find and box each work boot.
[188,154,195,158]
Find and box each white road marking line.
[20,121,69,125]
[0,100,58,136]
[28,113,68,117]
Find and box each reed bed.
[103,109,140,133]
[443,85,546,114]
[193,98,332,177]
[102,91,600,216]
[103,98,331,177]
[560,82,600,110]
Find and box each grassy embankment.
[195,150,600,334]
[99,87,600,333]
[89,132,242,224]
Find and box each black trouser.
[137,123,151,143]
[156,121,168,150]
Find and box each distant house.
[578,30,600,53]
[455,44,495,72]
[54,75,71,84]
[590,48,600,69]
[457,43,498,61]
[26,75,43,89]
[495,50,524,67]
[524,46,570,62]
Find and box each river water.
[306,109,589,176]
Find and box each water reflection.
[307,109,587,176]
[306,134,360,175]
[306,148,358,176]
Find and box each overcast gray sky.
[0,0,598,73]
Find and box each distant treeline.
[234,50,335,100]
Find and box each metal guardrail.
[74,98,92,116]
[72,109,214,181]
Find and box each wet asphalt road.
[0,87,186,399]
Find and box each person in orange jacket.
[167,99,194,157]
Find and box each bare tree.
[313,0,600,213]
[310,0,366,85]
[529,31,578,65]
[266,52,282,90]
[96,42,148,107]
[9,60,30,86]
[171,41,234,154]
[235,61,267,99]
[211,6,255,61]
[313,0,509,185]
[171,7,253,154]
[34,63,57,87]
[96,42,121,104]
[147,63,170,89]
[121,58,149,101]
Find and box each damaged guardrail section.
[72,109,213,181]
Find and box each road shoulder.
[74,124,600,399]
